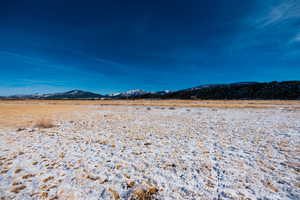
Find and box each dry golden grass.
[0,102,89,130]
[1,99,300,108]
[0,99,299,130]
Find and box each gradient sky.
[0,0,300,95]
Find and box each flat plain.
[0,100,300,199]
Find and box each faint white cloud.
[256,0,300,28]
[0,50,77,71]
[292,32,300,42]
[16,79,68,85]
[0,50,47,65]
[94,57,124,67]
[232,0,300,52]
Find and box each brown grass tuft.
[59,152,65,159]
[0,169,9,174]
[14,168,22,174]
[43,176,54,183]
[99,179,108,184]
[12,181,22,186]
[11,185,26,193]
[22,174,35,179]
[86,174,99,181]
[95,139,108,145]
[34,119,55,129]
[40,192,48,199]
[130,186,159,200]
[109,188,120,200]
[32,161,38,165]
[127,181,135,188]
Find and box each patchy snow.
[0,106,299,199]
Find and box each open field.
[0,100,300,199]
[1,100,300,130]
[2,99,300,107]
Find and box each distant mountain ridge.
[42,90,103,99]
[5,90,103,100]
[129,81,300,100]
[160,81,300,100]
[183,82,259,91]
[1,81,300,100]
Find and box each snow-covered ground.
[0,106,299,199]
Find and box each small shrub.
[16,128,25,132]
[34,119,55,129]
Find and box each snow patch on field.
[0,106,300,199]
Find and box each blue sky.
[0,0,300,95]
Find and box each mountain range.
[1,81,300,100]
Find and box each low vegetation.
[34,119,55,129]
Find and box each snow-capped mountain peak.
[68,90,82,95]
[110,89,150,97]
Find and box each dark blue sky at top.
[0,0,299,95]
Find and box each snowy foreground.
[0,106,300,200]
